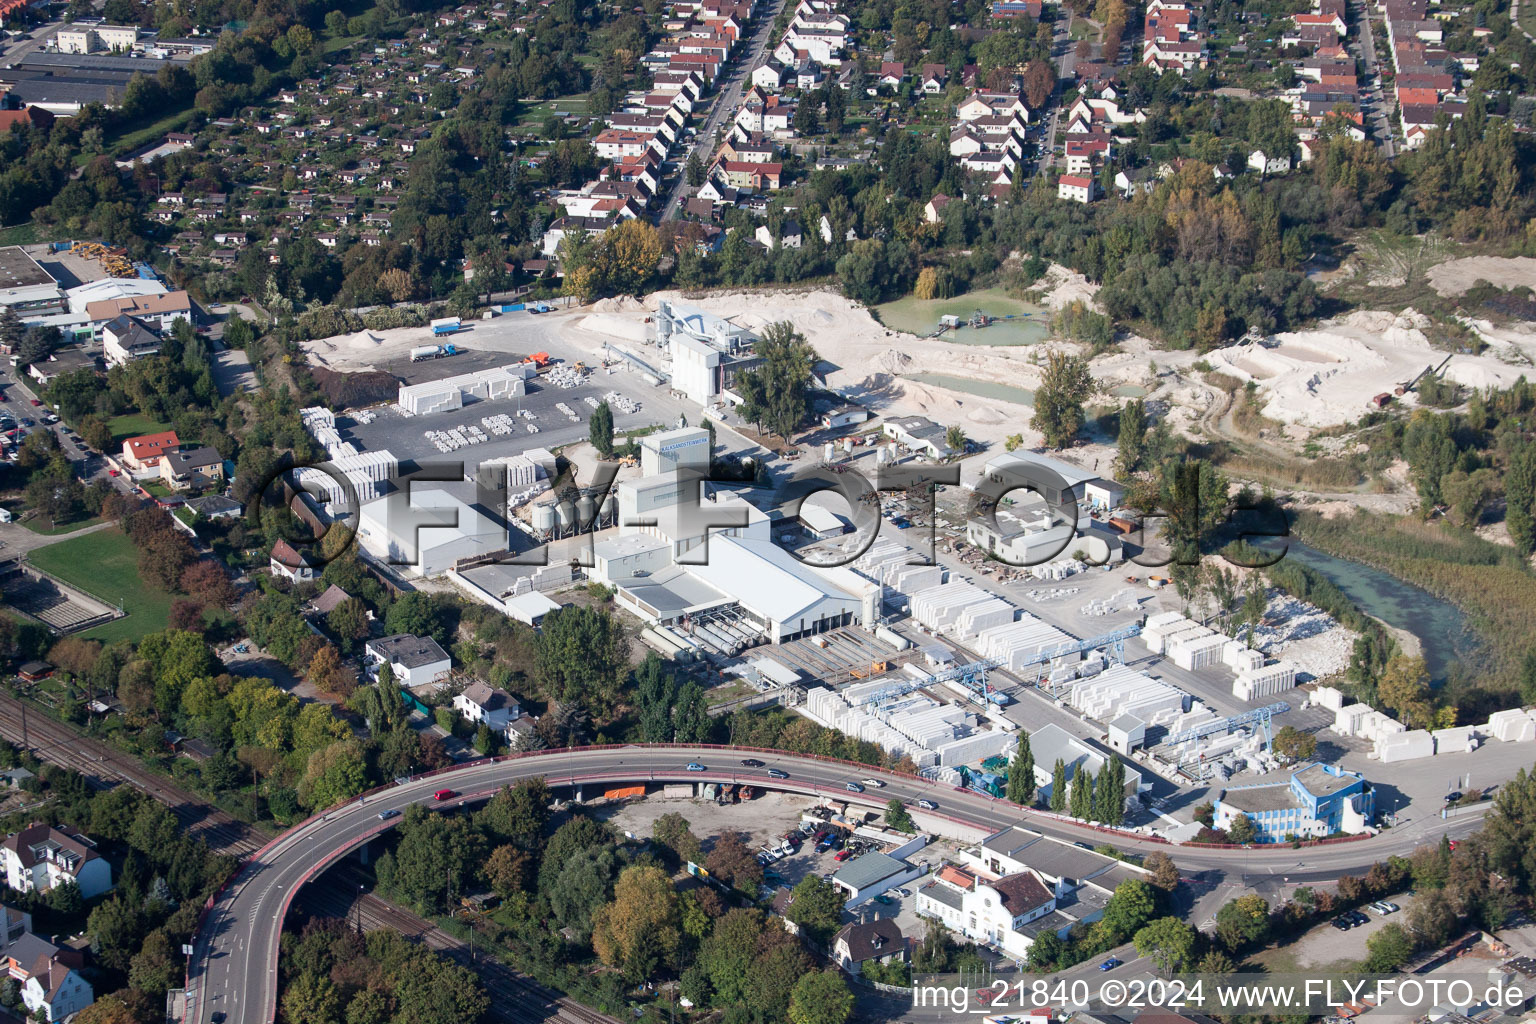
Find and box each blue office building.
[1214,763,1374,842]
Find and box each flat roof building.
[0,247,63,317]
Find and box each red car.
[433,789,456,801]
[833,849,852,862]
[28,399,40,407]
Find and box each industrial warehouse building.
[355,481,510,576]
[397,364,533,416]
[1213,762,1374,842]
[654,300,762,409]
[590,471,880,649]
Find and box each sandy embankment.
[572,269,1160,453]
[1203,308,1536,429]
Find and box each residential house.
[366,633,452,687]
[915,863,1057,959]
[101,315,160,368]
[2,929,94,1022]
[453,681,521,732]
[1247,149,1292,175]
[0,823,112,899]
[159,445,225,492]
[833,919,908,975]
[269,537,320,583]
[924,194,952,223]
[1057,174,1098,203]
[120,430,180,472]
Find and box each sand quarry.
[1205,308,1536,429]
[574,267,1137,453]
[300,255,1536,450]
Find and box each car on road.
[860,778,885,788]
[1445,791,1462,803]
[917,799,937,810]
[433,789,456,801]
[376,809,401,820]
[211,1014,226,1023]
[768,768,789,778]
[740,758,764,767]
[28,398,39,406]
[685,762,707,772]
[846,782,864,793]
[1099,958,1121,971]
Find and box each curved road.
[191,744,1483,1024]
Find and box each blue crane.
[1165,702,1290,751]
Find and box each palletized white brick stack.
[1223,640,1263,673]
[1310,685,1347,710]
[955,598,1016,640]
[1376,728,1433,763]
[977,617,1071,671]
[935,729,1016,766]
[910,580,993,631]
[1066,664,1187,726]
[1170,633,1225,670]
[1232,662,1296,700]
[1488,708,1536,742]
[1140,612,1192,654]
[1431,725,1476,754]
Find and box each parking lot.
[342,374,660,467]
[1272,898,1413,969]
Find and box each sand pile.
[591,295,649,313]
[1036,264,1100,311]
[613,286,1059,449]
[1426,256,1536,297]
[1205,309,1536,429]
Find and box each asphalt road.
[191,744,1488,1024]
[658,0,789,221]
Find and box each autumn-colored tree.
[1022,61,1056,110]
[589,219,663,297]
[179,559,237,607]
[1377,655,1433,728]
[913,266,952,300]
[591,865,681,982]
[307,644,355,697]
[484,844,530,898]
[705,831,764,891]
[378,267,416,303]
[169,599,207,633]
[1143,851,1180,892]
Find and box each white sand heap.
[1205,309,1536,428]
[1426,256,1536,297]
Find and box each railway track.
[0,694,262,856]
[296,862,619,1024]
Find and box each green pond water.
[904,373,1035,406]
[875,288,1051,346]
[1110,384,1148,398]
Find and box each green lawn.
[0,223,40,246]
[28,527,172,642]
[20,515,105,536]
[108,413,174,445]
